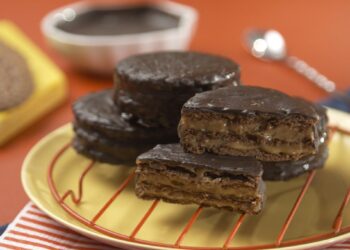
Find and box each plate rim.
[21,122,350,250]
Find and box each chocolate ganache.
[56,5,180,36]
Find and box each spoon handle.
[284,56,336,93]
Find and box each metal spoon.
[244,29,336,93]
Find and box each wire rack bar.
[333,187,350,233]
[328,127,336,141]
[91,171,135,225]
[275,170,316,245]
[175,206,203,247]
[223,214,246,249]
[278,226,350,248]
[48,143,75,203]
[130,199,160,239]
[60,161,95,204]
[329,126,350,136]
[47,125,350,250]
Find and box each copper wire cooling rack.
[47,126,350,250]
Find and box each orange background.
[1,0,350,224]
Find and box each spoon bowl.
[245,29,287,61]
[244,28,336,93]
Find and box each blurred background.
[1,0,350,224]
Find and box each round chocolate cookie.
[115,51,240,93]
[73,126,154,164]
[114,51,240,127]
[72,90,178,163]
[0,41,34,110]
[262,146,328,181]
[73,90,178,143]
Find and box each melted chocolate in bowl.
[56,6,180,36]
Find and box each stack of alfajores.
[72,51,240,164]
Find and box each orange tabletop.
[1,0,350,224]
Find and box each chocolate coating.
[262,146,328,181]
[72,90,178,143]
[115,51,240,94]
[137,144,263,177]
[114,89,191,128]
[0,41,34,110]
[183,86,326,120]
[73,126,154,164]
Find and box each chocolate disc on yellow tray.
[0,41,34,110]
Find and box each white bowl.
[41,1,198,75]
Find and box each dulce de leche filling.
[179,113,317,156]
[136,163,259,199]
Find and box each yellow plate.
[22,108,350,250]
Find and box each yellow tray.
[21,108,350,250]
[0,21,67,145]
